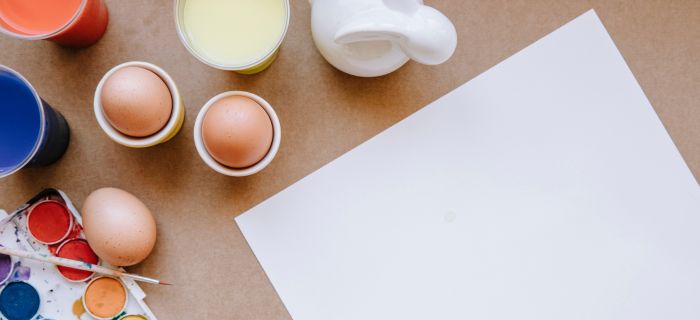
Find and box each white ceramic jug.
[310,0,457,77]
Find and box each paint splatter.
[71,298,85,319]
[11,261,30,281]
[13,225,20,243]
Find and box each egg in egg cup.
[194,91,281,176]
[93,61,185,148]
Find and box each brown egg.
[202,95,273,168]
[100,66,172,137]
[82,187,157,266]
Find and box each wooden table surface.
[1,0,698,318]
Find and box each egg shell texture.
[100,66,173,137]
[82,187,157,266]
[202,95,273,168]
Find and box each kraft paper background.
[0,0,698,318]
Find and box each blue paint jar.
[0,281,40,320]
[0,65,70,178]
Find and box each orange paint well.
[84,277,126,319]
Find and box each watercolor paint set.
[0,189,156,320]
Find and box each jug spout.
[334,3,457,66]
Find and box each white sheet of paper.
[236,10,700,320]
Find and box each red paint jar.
[0,0,109,47]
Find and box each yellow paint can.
[175,0,290,74]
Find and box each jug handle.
[334,5,457,65]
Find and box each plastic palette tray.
[0,188,157,320]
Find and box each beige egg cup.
[94,61,185,148]
[194,91,282,177]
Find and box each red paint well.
[48,223,83,255]
[56,238,99,281]
[27,200,73,244]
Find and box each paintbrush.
[0,246,171,286]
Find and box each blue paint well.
[0,68,42,174]
[0,281,40,320]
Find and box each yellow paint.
[72,298,86,319]
[120,315,148,320]
[182,0,287,69]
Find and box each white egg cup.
[94,61,185,148]
[194,91,282,177]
